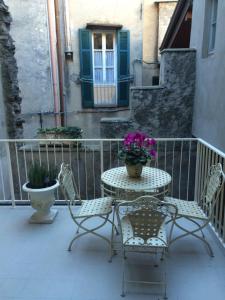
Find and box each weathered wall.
[62,0,143,138]
[3,0,177,139]
[100,49,196,138]
[0,0,21,200]
[62,0,178,138]
[158,1,177,56]
[0,64,7,139]
[142,0,177,85]
[190,0,225,152]
[5,0,55,138]
[0,63,10,200]
[0,0,23,138]
[131,49,196,138]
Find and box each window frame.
[91,30,118,107]
[92,31,117,86]
[202,0,218,57]
[208,0,218,53]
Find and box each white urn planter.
[22,180,59,224]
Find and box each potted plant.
[118,131,157,178]
[37,126,83,146]
[22,163,59,224]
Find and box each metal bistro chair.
[116,195,177,298]
[165,163,225,257]
[58,163,115,259]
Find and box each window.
[79,29,130,108]
[92,32,117,106]
[203,0,218,56]
[208,0,218,52]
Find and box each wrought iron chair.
[58,163,115,258]
[116,195,177,298]
[165,163,225,257]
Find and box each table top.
[101,166,171,191]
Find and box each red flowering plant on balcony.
[118,131,157,165]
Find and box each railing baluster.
[109,140,112,169]
[164,141,167,171]
[15,142,22,201]
[0,148,6,200]
[171,140,175,197]
[84,140,88,199]
[186,140,192,201]
[100,140,104,197]
[92,144,96,198]
[178,141,183,200]
[194,141,201,203]
[5,142,15,206]
[76,141,81,197]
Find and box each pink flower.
[150,138,156,146]
[150,149,157,158]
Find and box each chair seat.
[77,197,112,217]
[164,197,208,220]
[121,215,167,248]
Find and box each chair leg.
[121,254,126,297]
[163,272,168,300]
[68,216,111,253]
[170,219,214,257]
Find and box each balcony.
[0,137,225,300]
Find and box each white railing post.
[5,142,15,207]
[100,140,104,197]
[194,140,200,202]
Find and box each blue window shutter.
[117,30,130,107]
[79,29,94,108]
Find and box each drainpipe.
[46,0,61,127]
[64,0,72,53]
[54,0,65,126]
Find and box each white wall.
[190,0,225,152]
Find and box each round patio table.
[101,166,171,194]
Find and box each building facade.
[190,0,225,152]
[5,0,177,138]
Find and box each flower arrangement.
[118,131,157,165]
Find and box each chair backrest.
[58,163,81,204]
[116,195,177,244]
[202,163,224,214]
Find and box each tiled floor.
[0,206,224,300]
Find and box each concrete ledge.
[131,86,164,91]
[100,117,130,123]
[160,48,196,54]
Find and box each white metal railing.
[0,137,224,244]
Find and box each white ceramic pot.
[22,180,59,224]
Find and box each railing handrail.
[0,137,198,142]
[198,138,225,160]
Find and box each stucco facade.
[3,0,177,138]
[190,0,225,152]
[142,0,177,85]
[63,0,177,137]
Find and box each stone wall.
[100,49,196,138]
[130,49,196,138]
[0,0,23,138]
